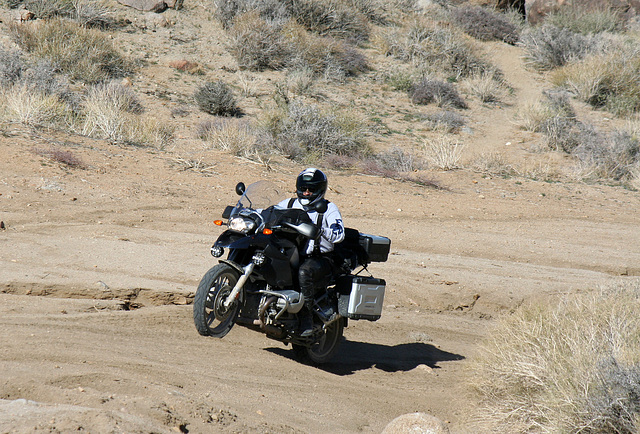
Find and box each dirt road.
[2,130,639,433]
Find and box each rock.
[117,0,183,12]
[382,412,449,434]
[525,0,640,25]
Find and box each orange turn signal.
[214,220,223,226]
[263,228,273,235]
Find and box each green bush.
[452,5,519,45]
[194,81,240,116]
[468,280,640,433]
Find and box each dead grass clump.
[194,80,240,116]
[519,24,595,71]
[2,84,72,127]
[470,152,515,178]
[468,279,640,433]
[461,71,509,104]
[410,78,467,109]
[452,5,519,45]
[81,81,172,148]
[423,136,464,170]
[9,19,134,84]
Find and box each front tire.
[193,263,241,338]
[293,318,344,365]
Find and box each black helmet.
[296,168,327,208]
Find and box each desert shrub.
[519,24,595,70]
[214,0,289,28]
[22,0,74,19]
[410,78,467,109]
[423,110,465,133]
[0,49,24,88]
[284,21,368,80]
[422,136,464,170]
[376,146,424,172]
[18,0,115,28]
[194,80,239,116]
[377,19,496,80]
[9,19,134,84]
[227,11,291,71]
[215,0,369,41]
[468,279,640,433]
[263,100,368,162]
[552,46,640,116]
[546,5,622,35]
[452,5,519,45]
[282,0,370,42]
[572,128,640,181]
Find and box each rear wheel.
[293,318,344,365]
[193,263,241,338]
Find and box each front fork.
[223,262,255,308]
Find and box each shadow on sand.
[266,339,465,375]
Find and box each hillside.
[1,1,640,432]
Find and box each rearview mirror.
[313,199,328,214]
[235,182,246,196]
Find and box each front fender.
[218,259,245,275]
[215,231,271,250]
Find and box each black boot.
[298,307,314,337]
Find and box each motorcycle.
[193,180,390,364]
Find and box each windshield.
[234,180,287,213]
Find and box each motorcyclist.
[278,168,345,337]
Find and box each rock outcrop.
[382,412,450,434]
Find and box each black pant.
[298,256,333,307]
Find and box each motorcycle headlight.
[229,217,256,233]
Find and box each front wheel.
[193,263,241,338]
[293,318,345,365]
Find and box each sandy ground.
[2,1,640,433]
